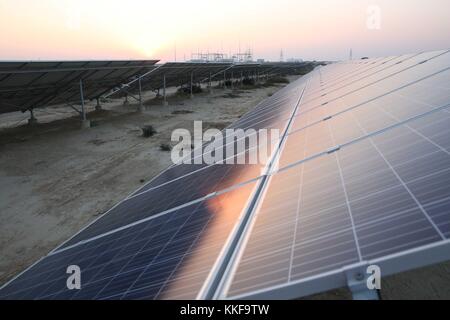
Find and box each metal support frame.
[240,71,244,87]
[119,87,140,104]
[190,72,194,98]
[95,97,101,111]
[79,79,90,128]
[223,70,227,89]
[208,72,212,93]
[79,79,86,121]
[138,77,144,112]
[163,74,168,105]
[27,108,37,125]
[231,71,234,90]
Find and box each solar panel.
[0,60,159,114]
[0,180,260,300]
[106,61,310,100]
[131,81,306,196]
[2,51,449,300]
[55,80,306,249]
[278,51,450,168]
[215,54,450,299]
[220,105,450,299]
[58,152,266,249]
[104,62,232,97]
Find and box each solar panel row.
[220,51,450,299]
[0,72,308,299]
[1,50,449,300]
[106,62,310,98]
[58,81,307,249]
[0,60,159,114]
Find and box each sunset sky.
[0,0,449,62]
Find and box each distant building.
[190,50,254,63]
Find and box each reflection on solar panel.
[0,60,158,114]
[0,181,260,300]
[1,50,450,300]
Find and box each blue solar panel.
[2,51,450,301]
[222,106,450,300]
[0,181,259,300]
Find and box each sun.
[133,40,159,58]
[130,33,169,59]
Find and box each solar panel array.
[0,60,158,114]
[221,50,450,299]
[1,50,450,300]
[106,62,310,97]
[0,71,306,300]
[0,60,308,116]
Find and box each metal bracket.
[67,103,81,115]
[121,88,140,102]
[344,263,380,300]
[205,192,218,199]
[327,145,341,154]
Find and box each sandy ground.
[1,75,449,299]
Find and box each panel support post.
[240,71,243,87]
[223,70,227,89]
[79,79,90,128]
[208,72,212,94]
[137,77,144,112]
[163,74,168,106]
[231,71,234,90]
[344,264,380,300]
[190,72,194,99]
[28,108,38,126]
[95,97,102,111]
